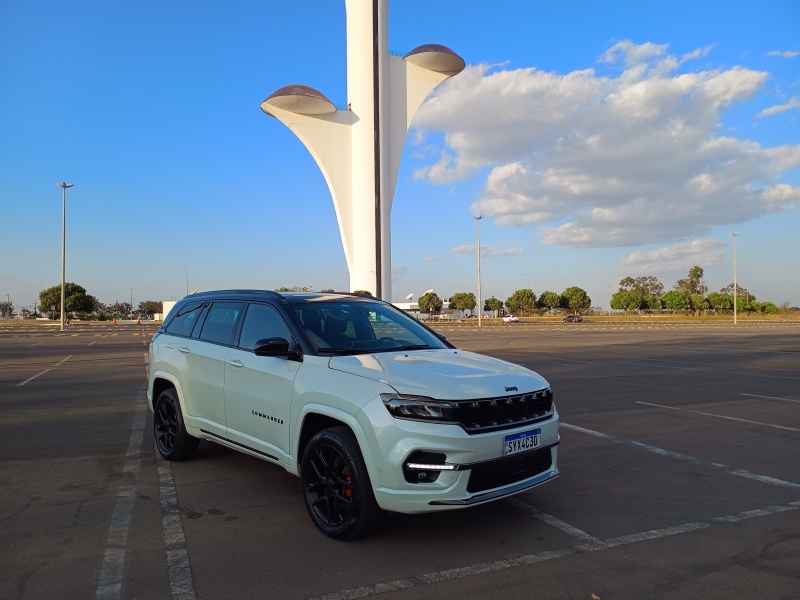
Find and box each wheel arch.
[150,372,184,412]
[294,406,379,485]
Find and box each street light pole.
[56,182,73,331]
[474,215,483,327]
[732,232,740,325]
[130,288,133,316]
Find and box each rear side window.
[164,301,205,337]
[238,303,293,351]
[198,302,243,345]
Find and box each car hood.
[328,349,549,399]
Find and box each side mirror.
[253,337,301,360]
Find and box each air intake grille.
[453,388,553,433]
[466,447,553,493]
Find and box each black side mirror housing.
[253,337,301,360]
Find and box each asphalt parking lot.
[1,320,798,599]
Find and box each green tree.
[418,291,443,316]
[690,293,709,315]
[706,292,731,312]
[449,292,477,315]
[352,290,373,297]
[107,301,132,317]
[506,289,537,315]
[320,289,335,293]
[138,300,163,318]
[537,290,562,311]
[661,290,692,311]
[611,290,643,314]
[39,283,95,315]
[484,296,503,315]
[561,286,591,313]
[619,276,664,299]
[275,286,312,292]
[760,302,779,314]
[674,266,705,295]
[0,300,13,319]
[641,294,661,311]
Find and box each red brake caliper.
[342,469,353,499]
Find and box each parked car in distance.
[502,315,520,323]
[148,290,560,539]
[563,314,583,322]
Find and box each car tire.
[153,388,199,461]
[301,426,382,540]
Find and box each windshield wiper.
[386,344,433,352]
[316,348,369,355]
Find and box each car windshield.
[289,298,449,354]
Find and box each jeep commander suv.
[148,290,560,539]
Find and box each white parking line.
[636,401,800,432]
[158,460,198,600]
[740,393,800,404]
[507,498,602,544]
[27,341,44,347]
[305,500,800,600]
[561,422,800,492]
[95,393,147,599]
[87,341,96,347]
[16,355,73,386]
[17,368,52,386]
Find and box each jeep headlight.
[380,393,456,423]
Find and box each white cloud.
[451,243,523,257]
[423,256,438,264]
[413,40,800,248]
[622,239,725,274]
[758,97,800,117]
[765,50,799,58]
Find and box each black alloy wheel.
[301,427,381,540]
[154,388,198,461]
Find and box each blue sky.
[1,0,798,311]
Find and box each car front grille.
[452,388,553,433]
[466,447,553,493]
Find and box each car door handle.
[177,346,190,354]
[227,359,244,368]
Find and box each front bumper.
[358,397,560,514]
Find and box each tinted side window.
[238,303,292,351]
[198,302,243,345]
[164,301,205,337]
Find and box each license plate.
[504,428,541,456]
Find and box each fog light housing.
[403,451,453,484]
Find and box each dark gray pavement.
[1,321,798,599]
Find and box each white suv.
[148,290,559,539]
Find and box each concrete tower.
[261,0,464,301]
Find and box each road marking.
[17,368,52,386]
[17,354,72,385]
[561,422,800,492]
[27,341,44,347]
[95,393,147,599]
[305,500,800,600]
[158,460,198,600]
[507,498,602,544]
[740,393,800,404]
[636,401,800,432]
[87,341,96,347]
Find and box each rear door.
[178,301,243,437]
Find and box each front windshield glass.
[290,299,449,354]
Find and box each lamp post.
[130,288,133,317]
[732,232,740,325]
[56,182,73,331]
[474,215,483,327]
